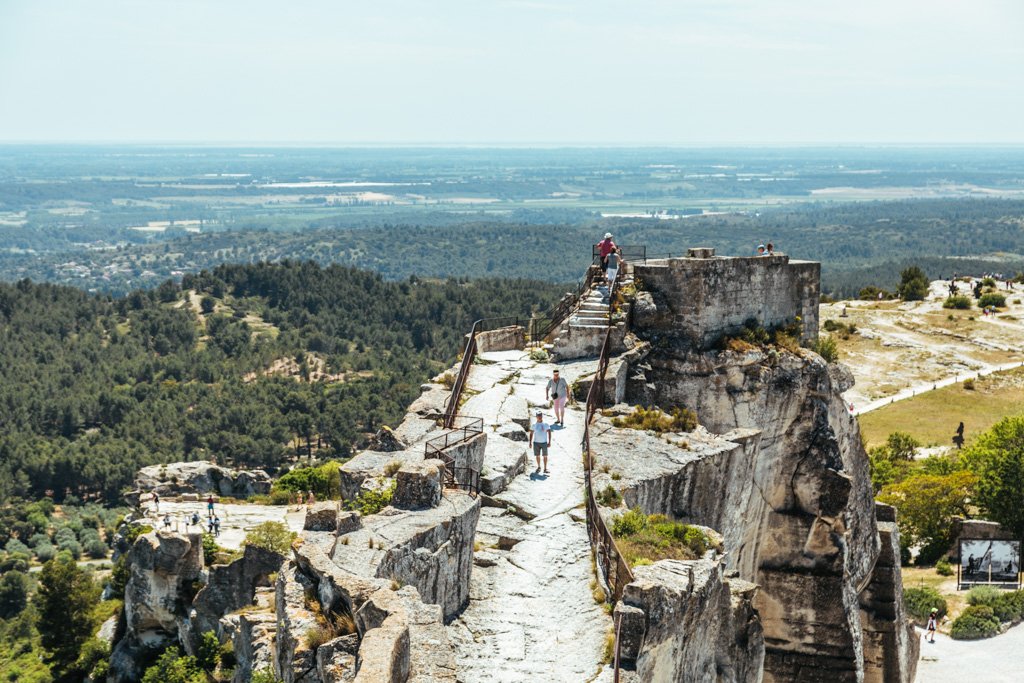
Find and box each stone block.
[613,602,646,661]
[392,460,444,510]
[304,502,341,532]
[316,634,359,682]
[336,511,362,536]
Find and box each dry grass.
[859,368,1024,448]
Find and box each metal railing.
[580,265,634,680]
[424,416,484,496]
[593,244,647,263]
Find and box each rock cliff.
[590,252,917,682]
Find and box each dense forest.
[0,262,563,504]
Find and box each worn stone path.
[448,350,615,683]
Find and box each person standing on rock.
[529,411,552,474]
[546,369,569,426]
[207,495,215,517]
[153,491,160,514]
[597,233,617,281]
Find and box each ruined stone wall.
[633,252,820,350]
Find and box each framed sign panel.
[958,539,1022,590]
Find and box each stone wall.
[472,325,524,353]
[633,251,820,350]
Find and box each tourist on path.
[153,491,160,513]
[597,233,617,280]
[546,369,569,426]
[307,490,316,507]
[605,246,623,286]
[756,244,766,256]
[529,411,552,474]
[766,242,775,255]
[926,609,938,643]
[207,495,215,516]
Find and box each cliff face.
[595,253,916,682]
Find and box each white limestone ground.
[825,278,1024,412]
[448,350,616,683]
[916,622,1024,682]
[139,500,305,550]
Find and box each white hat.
[604,232,613,239]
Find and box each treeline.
[3,198,1024,297]
[0,262,563,504]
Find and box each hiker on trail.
[766,242,775,255]
[605,246,623,285]
[597,233,617,280]
[926,609,938,643]
[546,369,570,426]
[529,411,552,475]
[163,514,172,530]
[756,244,766,256]
[307,490,316,506]
[208,516,215,534]
[153,492,160,513]
[207,495,215,516]
[213,516,221,537]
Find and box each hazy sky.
[1,0,1022,144]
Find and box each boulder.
[316,634,359,682]
[392,460,444,510]
[496,422,527,442]
[305,502,341,532]
[133,461,271,500]
[367,426,409,453]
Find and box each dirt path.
[448,351,614,683]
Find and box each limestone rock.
[622,558,763,683]
[316,634,359,682]
[495,422,527,442]
[133,461,271,499]
[392,460,444,510]
[305,502,342,532]
[367,426,408,453]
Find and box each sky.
[1,0,1022,144]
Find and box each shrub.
[345,480,396,516]
[982,276,997,288]
[85,538,109,559]
[596,485,623,508]
[943,295,972,310]
[610,405,697,433]
[196,631,221,671]
[978,293,1007,309]
[611,508,648,537]
[968,587,1024,622]
[950,605,1001,640]
[201,533,219,565]
[528,348,550,362]
[244,522,296,556]
[273,461,342,500]
[935,558,954,576]
[611,508,714,566]
[811,335,839,362]
[963,378,976,390]
[903,586,947,624]
[251,670,282,683]
[897,266,929,301]
[34,542,57,562]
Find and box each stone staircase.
[551,274,632,361]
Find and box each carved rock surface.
[392,460,444,510]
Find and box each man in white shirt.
[545,369,569,426]
[529,411,552,474]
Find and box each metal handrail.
[580,266,635,679]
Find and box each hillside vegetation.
[0,262,563,504]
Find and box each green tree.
[0,570,29,618]
[878,471,976,563]
[964,415,1024,536]
[141,649,205,683]
[897,266,929,301]
[243,521,295,556]
[34,557,101,674]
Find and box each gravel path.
[915,622,1024,681]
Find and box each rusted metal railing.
[424,415,484,496]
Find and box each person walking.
[213,516,221,538]
[926,609,938,643]
[529,411,552,474]
[597,233,617,281]
[605,246,623,286]
[546,369,569,426]
[207,494,215,517]
[307,490,316,507]
[153,491,160,514]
